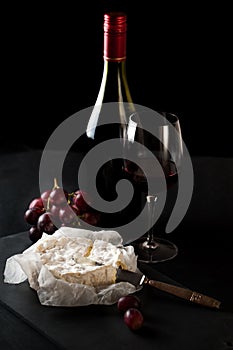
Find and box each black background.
[1,5,233,347]
[1,1,232,157]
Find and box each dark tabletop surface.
[0,149,233,350]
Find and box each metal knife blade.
[116,268,221,309]
[116,268,146,287]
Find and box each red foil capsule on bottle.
[103,12,127,62]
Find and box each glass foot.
[134,237,178,263]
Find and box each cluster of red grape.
[24,179,101,243]
[117,295,144,331]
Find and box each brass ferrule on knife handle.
[144,278,221,309]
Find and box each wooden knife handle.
[146,279,221,309]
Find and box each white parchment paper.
[4,227,137,306]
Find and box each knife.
[116,268,221,309]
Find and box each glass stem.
[146,195,158,247]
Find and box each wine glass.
[124,111,183,263]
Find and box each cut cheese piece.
[35,234,136,288]
[89,240,126,269]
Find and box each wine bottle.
[86,12,135,141]
[83,12,137,227]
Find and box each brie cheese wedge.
[35,234,137,288]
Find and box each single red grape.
[117,295,141,314]
[41,190,51,207]
[29,226,43,243]
[49,188,68,206]
[37,212,57,234]
[29,198,44,210]
[24,207,44,225]
[73,190,92,213]
[41,190,51,202]
[50,204,62,218]
[124,308,144,331]
[59,206,76,225]
[70,204,81,216]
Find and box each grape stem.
[53,178,59,190]
[46,197,50,211]
[46,178,60,210]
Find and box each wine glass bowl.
[158,112,183,178]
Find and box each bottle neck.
[103,29,126,62]
[103,59,127,77]
[101,59,133,105]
